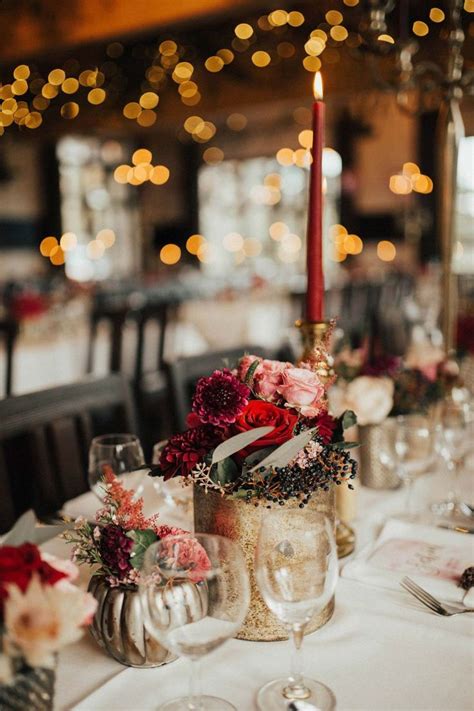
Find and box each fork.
[400,576,474,616]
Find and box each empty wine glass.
[151,440,193,513]
[88,433,146,500]
[379,415,436,520]
[255,510,338,711]
[432,396,474,518]
[139,533,250,711]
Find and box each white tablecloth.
[46,479,474,711]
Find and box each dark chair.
[86,299,173,452]
[0,318,19,397]
[166,346,274,432]
[0,373,138,533]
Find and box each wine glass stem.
[187,658,203,711]
[284,624,311,700]
[404,476,415,517]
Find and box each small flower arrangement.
[0,542,96,683]
[64,466,195,588]
[329,342,456,425]
[152,355,358,506]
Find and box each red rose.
[0,543,67,617]
[232,400,298,459]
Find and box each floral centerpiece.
[156,357,358,503]
[329,343,456,426]
[328,341,457,488]
[151,354,358,641]
[65,467,206,667]
[0,542,96,710]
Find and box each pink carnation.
[277,366,325,417]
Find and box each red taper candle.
[306,71,325,322]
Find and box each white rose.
[344,376,394,425]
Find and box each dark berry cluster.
[459,566,474,591]
[235,440,358,507]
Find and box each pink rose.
[254,359,286,402]
[277,366,325,417]
[237,355,262,381]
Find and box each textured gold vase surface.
[358,423,401,490]
[88,577,177,668]
[193,486,335,641]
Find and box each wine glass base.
[159,695,236,710]
[256,677,336,711]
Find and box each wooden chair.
[86,298,174,452]
[0,374,138,533]
[0,318,19,397]
[166,346,273,432]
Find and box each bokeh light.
[186,234,206,254]
[160,244,181,265]
[377,240,397,261]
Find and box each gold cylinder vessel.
[194,485,335,642]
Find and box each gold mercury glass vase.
[193,485,335,642]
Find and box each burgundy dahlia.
[159,424,225,480]
[99,524,134,579]
[192,369,250,426]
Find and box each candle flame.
[313,71,323,100]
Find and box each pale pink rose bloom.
[237,355,262,381]
[278,366,325,417]
[343,376,394,425]
[405,342,444,382]
[4,575,97,668]
[254,359,286,402]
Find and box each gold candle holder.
[296,318,356,558]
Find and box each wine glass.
[139,533,250,711]
[378,415,436,520]
[151,440,193,513]
[432,396,474,518]
[255,510,338,711]
[88,433,147,500]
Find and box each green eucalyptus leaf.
[211,426,274,464]
[244,359,261,385]
[342,410,357,430]
[330,441,359,450]
[211,457,239,485]
[128,529,158,570]
[231,489,251,499]
[249,428,317,472]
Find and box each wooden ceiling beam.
[0,0,260,63]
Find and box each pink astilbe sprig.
[97,465,161,534]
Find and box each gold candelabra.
[296,318,356,558]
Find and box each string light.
[96,229,116,248]
[252,51,271,67]
[40,236,58,256]
[234,23,253,39]
[429,8,445,22]
[186,234,206,254]
[377,240,396,261]
[60,232,77,251]
[160,244,181,264]
[413,21,429,36]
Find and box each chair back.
[167,346,272,432]
[0,318,19,397]
[0,374,138,532]
[87,299,172,385]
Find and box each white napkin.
[1,510,67,546]
[342,518,474,604]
